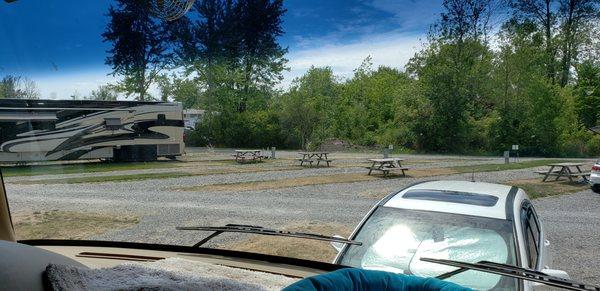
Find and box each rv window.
[31,122,56,131]
[157,114,166,126]
[104,118,122,130]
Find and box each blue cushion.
[283,268,471,291]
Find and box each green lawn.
[0,161,179,177]
[451,159,585,173]
[12,171,193,185]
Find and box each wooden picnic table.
[298,152,332,167]
[535,162,590,183]
[233,150,263,163]
[366,158,408,177]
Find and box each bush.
[587,135,600,157]
[189,110,285,148]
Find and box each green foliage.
[587,135,600,156]
[181,0,600,157]
[172,0,287,112]
[190,109,284,148]
[103,0,173,101]
[87,85,118,101]
[0,75,40,99]
[408,39,494,152]
[574,60,600,128]
[279,67,337,149]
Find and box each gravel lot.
[3,149,598,283]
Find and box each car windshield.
[340,207,518,290]
[1,0,599,288]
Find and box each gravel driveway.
[534,190,600,283]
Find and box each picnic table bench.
[298,152,332,167]
[366,158,408,177]
[232,150,263,163]
[535,162,590,183]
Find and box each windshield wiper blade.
[421,257,599,291]
[176,224,362,248]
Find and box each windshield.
[1,0,599,288]
[340,207,518,290]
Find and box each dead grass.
[506,178,589,199]
[223,222,353,262]
[184,165,302,175]
[177,173,395,192]
[176,165,462,193]
[12,172,194,185]
[13,210,139,240]
[12,165,305,185]
[408,167,459,178]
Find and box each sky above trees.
[0,0,442,98]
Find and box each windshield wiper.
[421,257,599,291]
[176,224,362,248]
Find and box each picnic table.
[232,150,263,163]
[366,158,408,177]
[535,162,590,183]
[298,152,332,167]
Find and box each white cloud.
[33,69,117,99]
[282,31,425,87]
[32,32,426,98]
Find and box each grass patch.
[223,222,352,262]
[13,210,139,240]
[13,172,193,185]
[451,159,583,173]
[506,178,589,199]
[409,167,459,177]
[1,161,179,177]
[177,173,401,192]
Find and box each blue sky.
[0,0,442,99]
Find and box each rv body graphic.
[0,99,184,162]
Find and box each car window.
[522,203,541,268]
[340,207,518,290]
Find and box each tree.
[508,0,600,86]
[171,0,234,112]
[574,60,600,128]
[509,0,558,82]
[157,74,203,108]
[557,0,600,86]
[408,0,495,152]
[103,0,172,101]
[278,67,337,149]
[88,85,119,101]
[0,75,40,99]
[235,0,288,111]
[174,0,287,112]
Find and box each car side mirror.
[330,235,346,252]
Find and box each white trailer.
[0,99,185,162]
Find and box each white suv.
[332,180,569,290]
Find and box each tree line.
[189,0,600,157]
